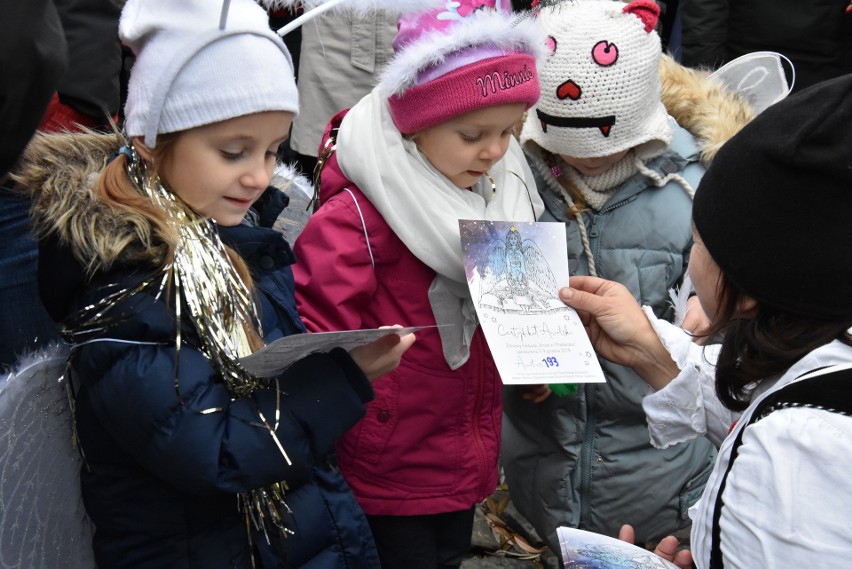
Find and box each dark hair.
[700,271,852,412]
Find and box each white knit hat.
[521,0,671,159]
[120,0,299,148]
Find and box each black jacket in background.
[0,0,67,176]
[53,0,123,119]
[680,0,852,91]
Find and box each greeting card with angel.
[459,220,604,385]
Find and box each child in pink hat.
[292,1,544,566]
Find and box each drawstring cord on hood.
[634,155,696,199]
[538,151,696,278]
[560,189,599,277]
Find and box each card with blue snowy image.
[557,527,681,569]
[459,219,604,385]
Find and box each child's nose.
[557,79,582,101]
[243,161,271,189]
[481,137,504,160]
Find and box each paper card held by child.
[239,326,430,377]
[459,220,604,385]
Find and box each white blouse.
[640,313,852,568]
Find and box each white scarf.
[561,151,638,211]
[336,89,545,368]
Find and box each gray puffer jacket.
[502,55,754,554]
[502,120,716,549]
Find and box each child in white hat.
[15,0,413,566]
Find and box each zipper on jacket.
[578,173,653,527]
[586,214,601,273]
[601,195,635,214]
[472,333,490,501]
[579,382,598,529]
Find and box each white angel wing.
[263,0,435,13]
[522,240,558,297]
[709,51,794,115]
[269,0,442,36]
[0,345,96,569]
[668,273,693,327]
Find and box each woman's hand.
[618,525,693,569]
[560,276,680,390]
[349,326,416,381]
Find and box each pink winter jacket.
[292,111,501,516]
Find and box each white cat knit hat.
[521,0,671,159]
[120,0,299,149]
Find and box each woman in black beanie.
[558,73,852,569]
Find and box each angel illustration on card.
[479,226,562,313]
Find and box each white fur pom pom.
[669,274,694,327]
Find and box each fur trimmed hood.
[12,131,162,277]
[658,54,755,165]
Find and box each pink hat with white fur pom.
[380,0,544,133]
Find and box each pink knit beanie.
[380,0,544,134]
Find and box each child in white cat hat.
[502,0,725,556]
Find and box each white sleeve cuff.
[640,306,725,449]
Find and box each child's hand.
[349,326,416,381]
[522,384,553,403]
[617,525,693,569]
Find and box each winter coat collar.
[15,131,296,321]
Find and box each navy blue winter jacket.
[37,184,380,569]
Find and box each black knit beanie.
[692,73,852,320]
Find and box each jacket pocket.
[349,370,400,465]
[348,358,467,492]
